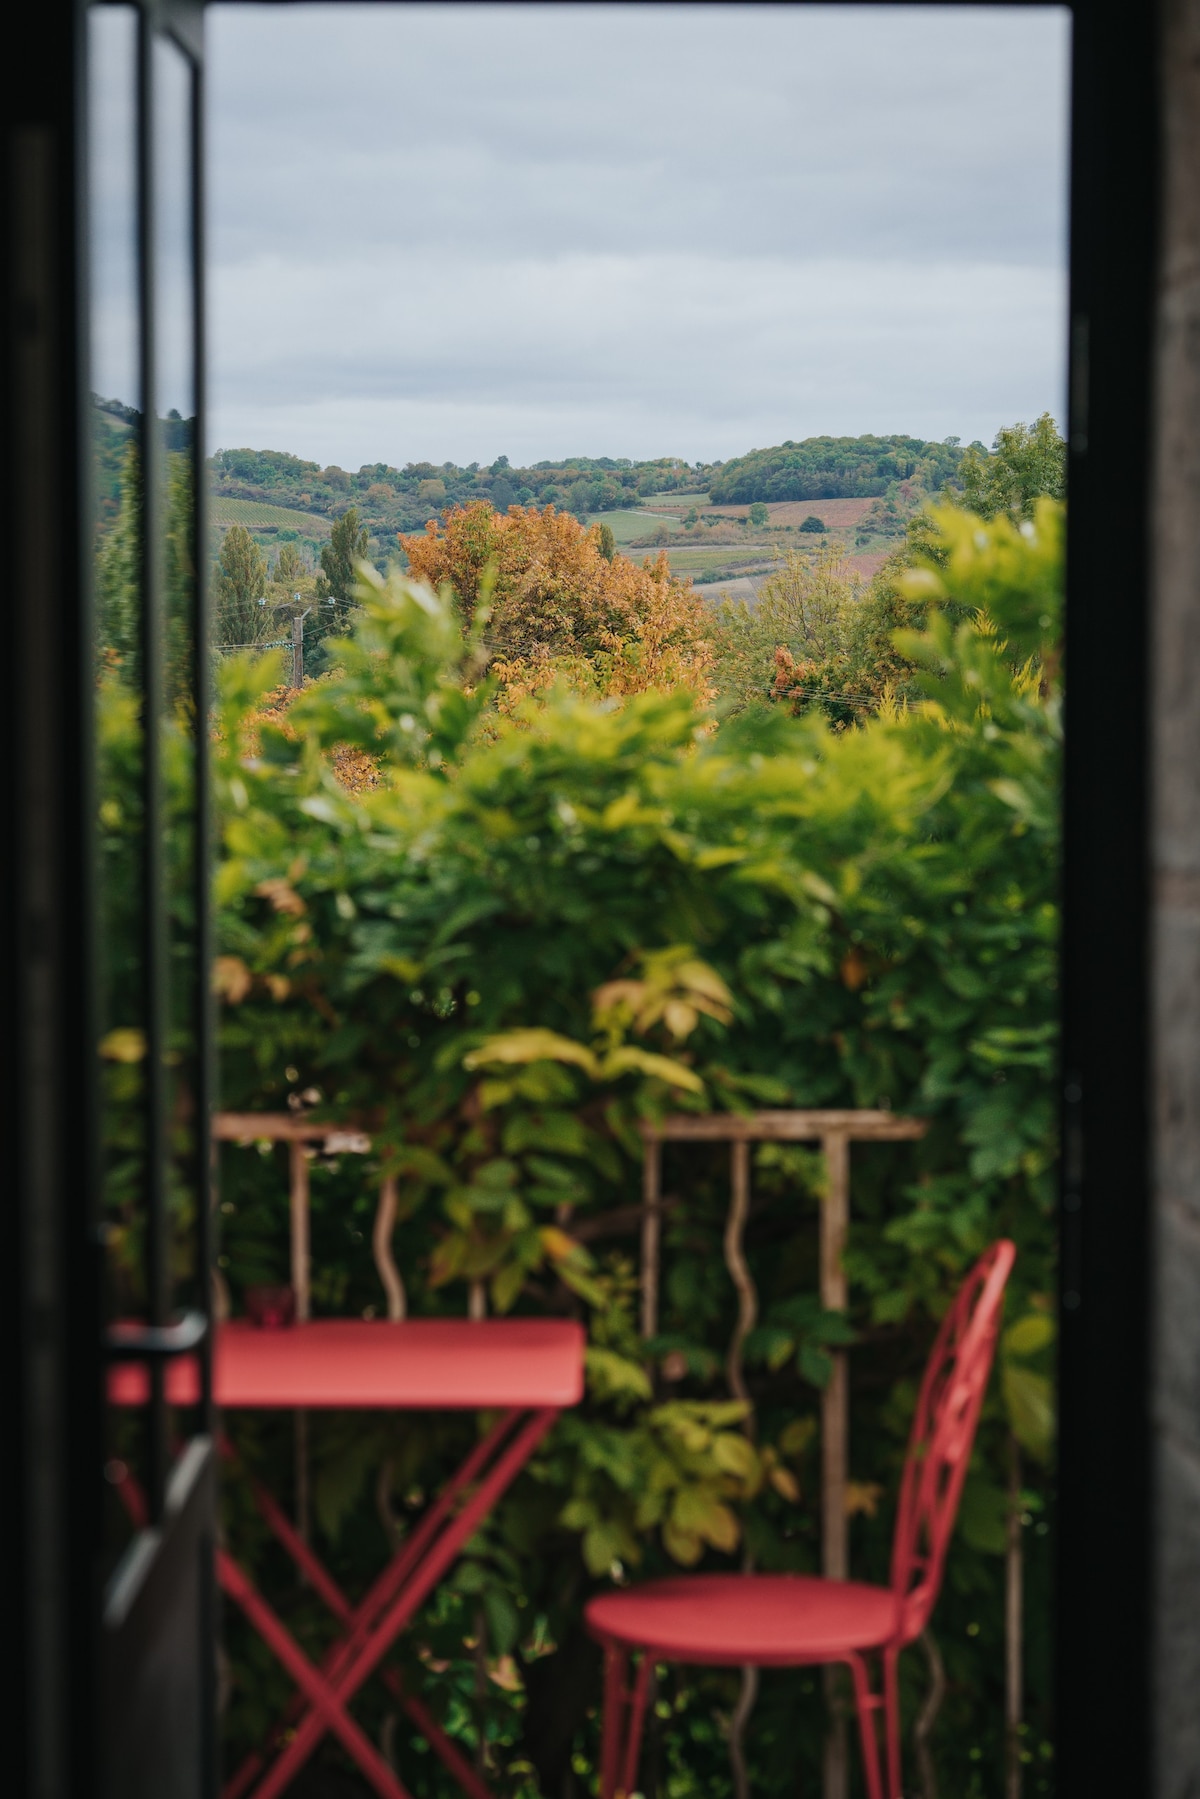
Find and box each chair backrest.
[889,1239,1016,1643]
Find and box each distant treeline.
[707,434,972,504]
[93,396,195,531]
[208,446,707,534]
[92,396,982,547]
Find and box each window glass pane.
[153,33,202,1315]
[90,1,145,1312]
[89,0,145,1565]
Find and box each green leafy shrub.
[211,502,1061,1795]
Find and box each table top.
[109,1317,586,1411]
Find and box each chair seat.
[586,1574,902,1667]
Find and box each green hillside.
[708,434,969,504]
[208,495,330,539]
[207,445,707,548]
[91,398,983,592]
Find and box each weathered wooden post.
[289,609,306,688]
[638,1110,926,1799]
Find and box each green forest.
[94,392,983,543]
[207,434,970,533]
[209,444,704,537]
[707,437,970,505]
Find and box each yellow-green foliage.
[209,505,1062,1785]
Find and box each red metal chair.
[585,1239,1016,1799]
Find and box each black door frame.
[1059,2,1157,1792]
[1,0,1161,1793]
[4,0,217,1792]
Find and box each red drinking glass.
[244,1284,296,1328]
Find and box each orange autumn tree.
[400,501,713,704]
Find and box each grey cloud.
[207,3,1069,465]
[212,5,1069,263]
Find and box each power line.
[214,638,291,651]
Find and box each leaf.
[653,1413,709,1453]
[601,792,644,831]
[662,1522,703,1566]
[840,946,869,991]
[428,1234,466,1288]
[464,1029,598,1075]
[474,1157,519,1191]
[560,1497,598,1532]
[483,1589,521,1659]
[745,1325,795,1371]
[556,1262,608,1308]
[798,1343,834,1389]
[1002,1363,1055,1461]
[379,1144,453,1186]
[582,1522,626,1576]
[452,1558,487,1594]
[212,956,252,1004]
[586,1347,653,1403]
[254,877,306,916]
[872,1288,912,1326]
[711,1432,758,1482]
[810,1312,858,1348]
[670,1489,740,1553]
[769,1466,800,1503]
[778,1417,817,1459]
[1004,1312,1055,1359]
[845,1480,883,1519]
[599,1045,704,1093]
[539,1225,583,1264]
[502,1110,590,1157]
[694,845,748,870]
[298,795,348,827]
[700,1502,740,1553]
[651,1400,748,1432]
[490,1259,526,1315]
[958,1475,1009,1555]
[488,1654,522,1693]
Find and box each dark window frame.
[0,1,1161,1793]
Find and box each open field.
[600,507,684,546]
[663,548,780,580]
[843,551,890,580]
[603,493,902,581]
[603,501,896,587]
[209,495,331,538]
[691,546,888,608]
[635,496,879,530]
[697,572,775,607]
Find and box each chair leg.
[620,1654,653,1799]
[599,1642,653,1799]
[847,1654,886,1799]
[600,1644,628,1799]
[883,1649,902,1799]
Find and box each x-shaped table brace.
[219,1404,558,1799]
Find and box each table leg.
[218,1551,412,1799]
[225,1429,512,1799]
[126,1451,472,1799]
[225,1409,522,1676]
[250,1407,557,1799]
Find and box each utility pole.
[290,606,312,689]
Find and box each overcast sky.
[203,2,1070,470]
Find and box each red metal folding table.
[111,1316,585,1799]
